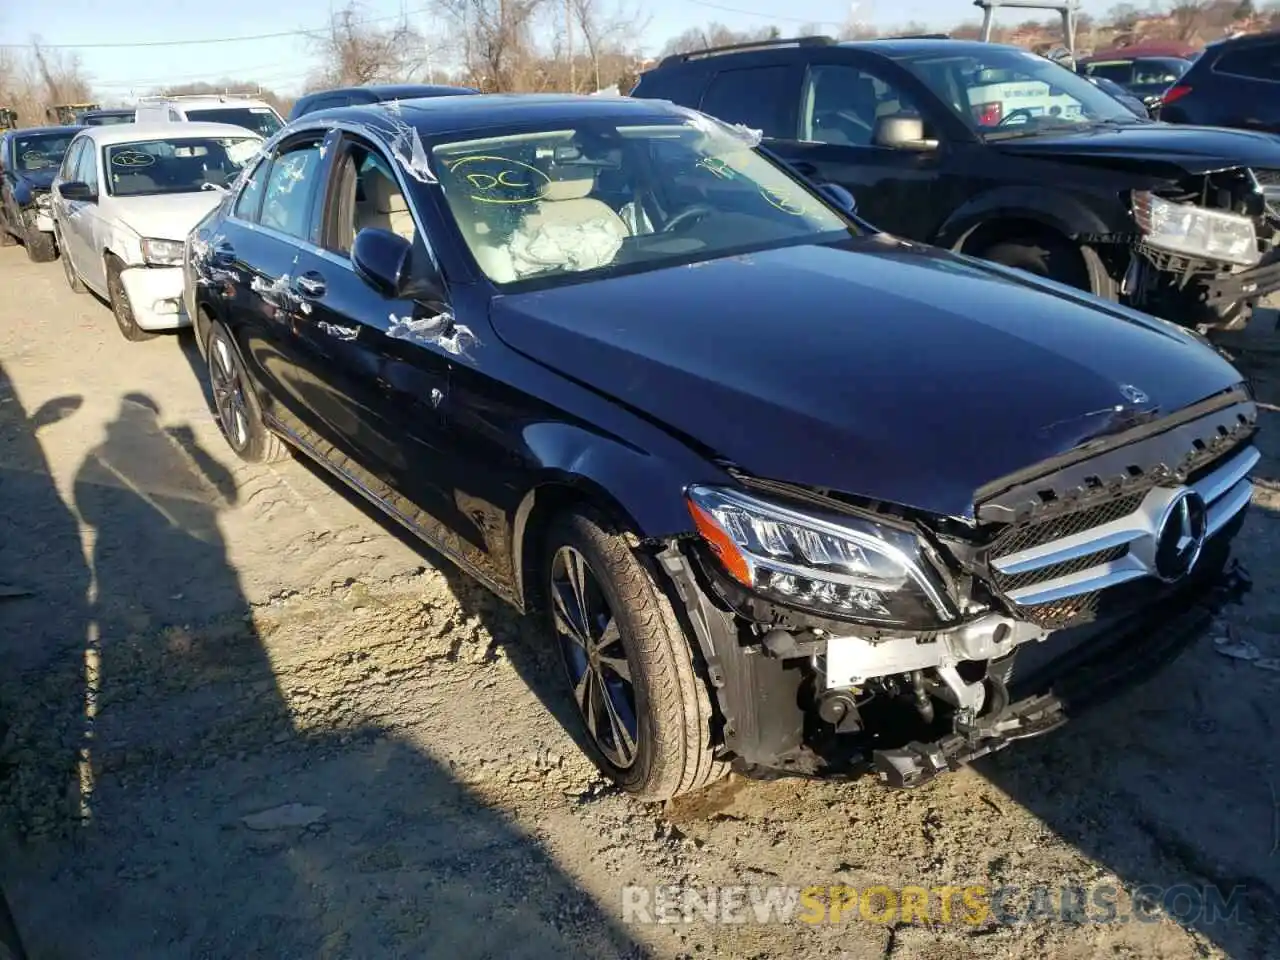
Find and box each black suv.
[1157,31,1280,135]
[0,125,81,261]
[185,94,1256,800]
[632,36,1280,332]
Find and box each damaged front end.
[1124,167,1280,331]
[659,392,1259,789]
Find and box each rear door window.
[699,66,793,137]
[257,140,326,242]
[1214,43,1280,83]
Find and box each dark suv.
[1157,31,1280,134]
[289,84,478,121]
[632,36,1280,332]
[0,125,81,261]
[184,94,1256,800]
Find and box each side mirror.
[873,115,939,152]
[57,180,96,202]
[351,227,444,303]
[817,182,857,216]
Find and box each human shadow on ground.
[0,386,646,958]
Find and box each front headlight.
[1133,191,1260,267]
[141,238,184,266]
[686,485,957,628]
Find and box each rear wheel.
[981,235,1091,291]
[106,256,155,342]
[206,320,288,463]
[544,510,726,801]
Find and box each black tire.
[23,228,55,264]
[544,510,726,801]
[58,230,86,293]
[981,235,1091,291]
[105,256,156,342]
[205,320,288,463]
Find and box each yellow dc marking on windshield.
[447,155,550,204]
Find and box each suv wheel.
[981,235,1090,291]
[206,320,288,463]
[544,511,726,801]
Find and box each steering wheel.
[663,203,714,234]
[998,108,1036,127]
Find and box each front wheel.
[544,511,726,801]
[206,320,288,463]
[980,236,1090,292]
[106,257,155,341]
[24,227,55,263]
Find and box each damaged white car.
[51,122,262,341]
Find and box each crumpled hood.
[994,122,1280,175]
[490,241,1242,519]
[113,192,225,242]
[18,170,56,191]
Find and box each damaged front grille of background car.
[979,401,1259,630]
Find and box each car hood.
[490,240,1242,520]
[17,169,56,190]
[994,122,1280,175]
[111,191,225,242]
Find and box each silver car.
[51,121,262,341]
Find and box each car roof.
[138,96,273,108]
[7,125,83,137]
[299,93,689,137]
[77,121,263,145]
[1206,29,1280,49]
[83,108,135,116]
[307,83,478,99]
[648,36,1031,71]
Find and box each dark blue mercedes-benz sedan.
[183,94,1259,800]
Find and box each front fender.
[934,186,1127,251]
[510,420,732,605]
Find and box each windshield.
[896,46,1141,137]
[104,136,262,196]
[85,113,135,126]
[13,134,75,173]
[432,117,857,288]
[185,107,283,138]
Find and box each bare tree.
[1169,0,1208,38]
[658,22,781,57]
[307,2,433,90]
[570,0,649,91]
[434,0,547,92]
[30,40,92,107]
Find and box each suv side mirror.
[873,115,939,152]
[351,227,444,303]
[57,180,96,202]
[817,182,857,216]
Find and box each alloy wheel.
[550,545,639,769]
[208,333,251,452]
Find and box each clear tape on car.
[387,311,478,357]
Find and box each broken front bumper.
[1201,250,1280,311]
[873,559,1248,788]
[119,265,189,331]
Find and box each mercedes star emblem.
[1154,489,1208,582]
[1119,384,1150,405]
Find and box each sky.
[0,0,1125,100]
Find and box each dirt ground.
[1,243,1279,960]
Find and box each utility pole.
[566,0,575,93]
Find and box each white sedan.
[51,122,263,341]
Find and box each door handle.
[295,272,326,298]
[790,160,819,177]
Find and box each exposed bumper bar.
[1202,251,1280,308]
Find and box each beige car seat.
[357,169,416,242]
[519,167,628,238]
